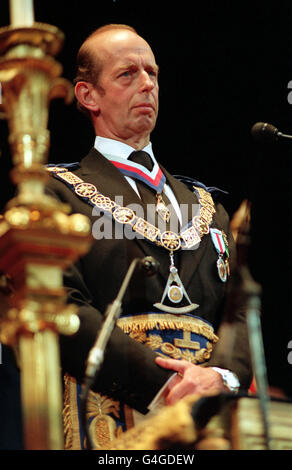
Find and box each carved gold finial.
[0,19,92,450]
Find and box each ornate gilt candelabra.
[0,23,92,449]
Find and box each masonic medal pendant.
[210,228,229,283]
[168,282,183,303]
[217,256,227,282]
[154,252,199,314]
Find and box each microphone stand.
[233,216,272,450]
[242,266,272,450]
[80,256,157,450]
[210,205,272,449]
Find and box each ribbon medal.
[210,228,229,282]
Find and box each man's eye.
[120,70,131,77]
[147,70,158,79]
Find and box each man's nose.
[139,71,155,92]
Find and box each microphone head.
[251,122,279,143]
[140,256,159,276]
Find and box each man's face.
[88,30,159,144]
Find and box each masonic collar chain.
[47,165,230,314]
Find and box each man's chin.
[133,115,157,134]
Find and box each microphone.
[251,122,292,143]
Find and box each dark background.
[0,0,292,448]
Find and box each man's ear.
[75,81,100,113]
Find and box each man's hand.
[155,356,225,405]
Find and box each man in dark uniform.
[45,24,251,447]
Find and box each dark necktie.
[128,150,178,231]
[128,150,154,172]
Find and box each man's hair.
[74,24,138,117]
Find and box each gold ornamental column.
[0,23,92,449]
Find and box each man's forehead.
[111,47,157,65]
[87,30,156,63]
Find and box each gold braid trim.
[62,373,74,450]
[117,314,219,344]
[62,373,82,450]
